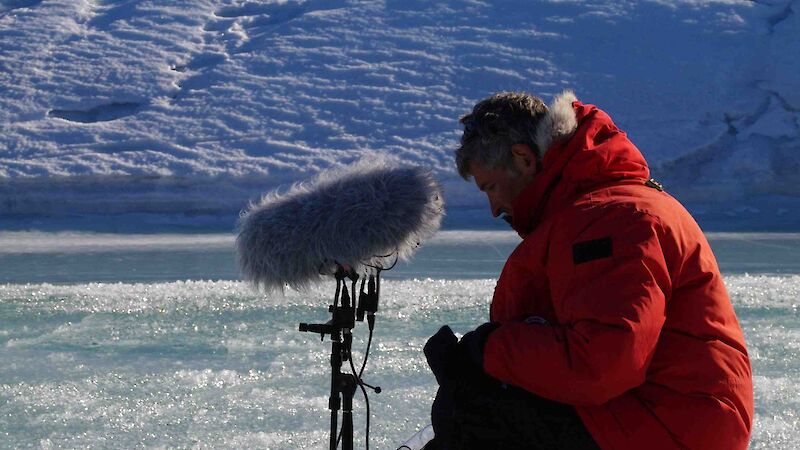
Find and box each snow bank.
[1,0,798,229]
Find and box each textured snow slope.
[1,0,798,228]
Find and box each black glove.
[425,323,502,450]
[424,325,459,386]
[456,322,500,373]
[424,323,501,386]
[424,326,459,449]
[430,384,456,449]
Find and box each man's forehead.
[470,163,506,190]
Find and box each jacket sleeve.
[483,208,672,406]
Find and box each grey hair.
[455,92,548,179]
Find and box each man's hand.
[424,325,459,385]
[425,323,502,449]
[424,323,500,386]
[456,322,500,372]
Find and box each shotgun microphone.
[236,156,444,290]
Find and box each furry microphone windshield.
[236,157,444,290]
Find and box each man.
[424,91,753,449]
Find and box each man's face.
[471,163,535,225]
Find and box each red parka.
[482,96,754,450]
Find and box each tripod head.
[298,264,358,339]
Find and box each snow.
[0,230,235,253]
[1,0,799,229]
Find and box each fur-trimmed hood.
[535,90,579,156]
[512,94,651,235]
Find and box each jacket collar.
[511,92,650,237]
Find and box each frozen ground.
[1,0,799,230]
[0,231,799,448]
[1,277,797,449]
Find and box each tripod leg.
[330,339,343,449]
[330,410,339,450]
[342,374,357,450]
[342,410,353,450]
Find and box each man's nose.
[488,197,501,218]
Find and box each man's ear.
[510,144,538,176]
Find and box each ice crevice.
[47,101,144,124]
[658,87,800,201]
[764,89,800,113]
[764,1,794,34]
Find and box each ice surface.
[4,230,800,285]
[0,231,234,253]
[0,275,797,448]
[0,229,798,448]
[1,0,798,230]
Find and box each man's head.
[455,92,549,224]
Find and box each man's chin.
[502,214,513,227]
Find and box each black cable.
[351,278,358,310]
[383,254,399,271]
[358,327,373,379]
[349,343,371,450]
[364,250,399,271]
[375,270,381,308]
[346,307,377,450]
[334,277,341,308]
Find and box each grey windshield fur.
[236,156,444,291]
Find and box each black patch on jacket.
[572,237,612,265]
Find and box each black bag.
[431,377,599,450]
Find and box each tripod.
[299,265,382,450]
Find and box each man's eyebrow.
[478,181,490,192]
